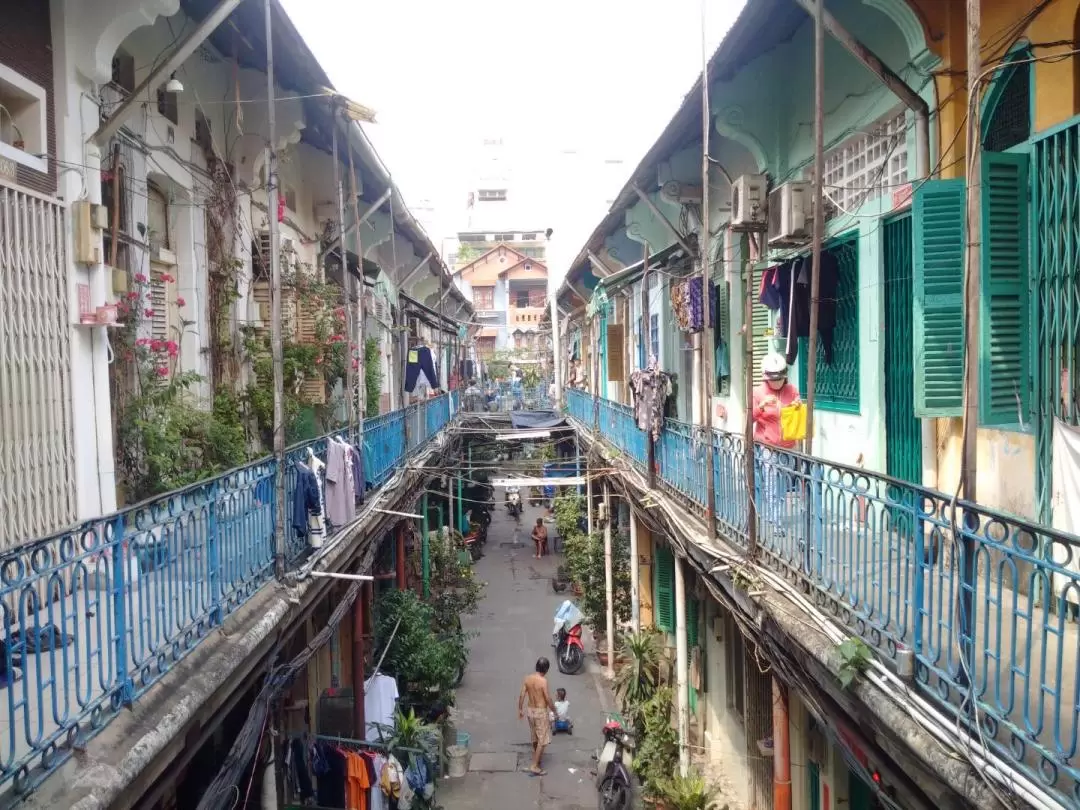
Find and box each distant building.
[453,245,548,357]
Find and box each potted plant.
[613,629,662,729]
[651,770,725,810]
[634,687,679,797]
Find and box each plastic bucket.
[446,731,471,778]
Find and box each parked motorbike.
[552,600,585,675]
[505,486,522,519]
[595,719,636,810]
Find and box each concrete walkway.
[439,501,613,810]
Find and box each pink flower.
[160,273,175,284]
[351,358,359,370]
[136,338,151,347]
[330,334,344,343]
[126,291,139,301]
[144,308,155,318]
[150,339,164,352]
[175,297,186,308]
[155,366,169,377]
[165,340,179,358]
[134,273,148,284]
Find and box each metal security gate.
[0,183,77,548]
[1034,121,1080,523]
[883,213,922,483]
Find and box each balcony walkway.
[567,389,1080,807]
[0,394,455,804]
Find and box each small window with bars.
[473,286,494,309]
[982,52,1031,153]
[813,110,908,212]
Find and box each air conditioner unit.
[729,174,767,232]
[767,182,811,246]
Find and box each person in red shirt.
[752,353,801,527]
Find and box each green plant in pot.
[652,770,725,810]
[613,629,662,730]
[633,686,679,793]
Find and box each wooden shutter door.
[912,177,966,417]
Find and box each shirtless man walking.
[517,657,556,775]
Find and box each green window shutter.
[979,152,1031,428]
[751,268,770,384]
[653,546,674,633]
[686,597,699,649]
[913,178,966,417]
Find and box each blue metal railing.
[566,391,1080,801]
[0,394,451,797]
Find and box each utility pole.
[347,148,366,442]
[804,0,825,454]
[265,0,286,577]
[603,480,615,678]
[549,229,563,410]
[642,242,657,489]
[743,234,758,556]
[674,552,690,775]
[332,117,356,431]
[699,0,717,540]
[959,0,982,690]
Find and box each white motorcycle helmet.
[762,353,789,388]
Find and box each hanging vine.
[205,158,243,394]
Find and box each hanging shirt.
[291,463,322,538]
[363,673,400,742]
[752,381,801,449]
[325,440,356,528]
[369,754,388,810]
[345,751,371,810]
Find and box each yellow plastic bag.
[780,402,807,442]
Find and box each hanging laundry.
[759,265,784,311]
[370,753,388,810]
[686,277,716,332]
[380,755,406,806]
[671,281,692,330]
[292,462,322,539]
[287,737,314,801]
[629,367,672,441]
[315,741,348,809]
[783,251,839,366]
[345,750,371,810]
[363,673,400,742]
[326,439,357,528]
[404,346,439,393]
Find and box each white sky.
[281,0,745,280]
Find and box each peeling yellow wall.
[907,0,1080,518]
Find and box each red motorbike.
[554,621,585,675]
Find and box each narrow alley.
[440,501,612,810]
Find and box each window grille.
[815,111,908,212]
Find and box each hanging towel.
[404,346,438,393]
[352,444,365,498]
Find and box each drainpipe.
[674,552,690,776]
[773,678,792,810]
[603,481,615,679]
[789,0,933,487]
[396,522,407,589]
[629,508,640,633]
[352,581,367,737]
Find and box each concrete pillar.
[603,480,615,678]
[629,507,640,633]
[674,553,690,775]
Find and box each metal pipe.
[631,184,696,257]
[699,0,717,541]
[352,582,366,737]
[347,146,367,428]
[642,243,657,488]
[421,493,430,599]
[550,239,563,410]
[743,234,758,556]
[265,0,286,578]
[603,481,615,678]
[674,551,690,775]
[804,0,825,454]
[91,0,244,146]
[773,678,792,810]
[333,119,357,431]
[309,571,375,582]
[629,507,640,634]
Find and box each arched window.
[981,47,1032,153]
